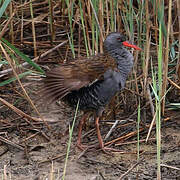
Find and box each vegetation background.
[0,0,179,179]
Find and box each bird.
[42,32,141,152]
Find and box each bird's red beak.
[122,41,142,51]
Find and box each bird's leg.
[95,116,104,149]
[95,116,122,153]
[77,113,89,150]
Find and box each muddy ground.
[0,95,179,180]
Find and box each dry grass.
[0,0,179,179]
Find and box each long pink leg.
[95,116,122,153]
[95,117,104,149]
[76,113,89,150]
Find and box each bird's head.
[104,32,141,51]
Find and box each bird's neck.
[107,47,134,87]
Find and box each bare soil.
[0,98,179,180]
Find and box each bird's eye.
[117,37,122,41]
[117,36,126,42]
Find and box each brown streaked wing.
[43,53,117,100]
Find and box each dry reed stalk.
[99,0,104,53]
[82,1,92,55]
[176,0,180,77]
[48,0,55,42]
[154,0,159,55]
[105,0,110,35]
[0,96,39,123]
[162,0,172,115]
[9,2,14,44]
[143,0,150,95]
[0,9,16,39]
[30,0,37,57]
[116,1,122,32]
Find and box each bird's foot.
[76,142,89,151]
[100,146,123,154]
[77,142,99,151]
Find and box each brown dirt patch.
[0,98,179,179]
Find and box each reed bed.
[0,0,179,179]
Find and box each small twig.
[99,171,106,180]
[24,128,50,141]
[104,120,119,140]
[22,132,40,142]
[105,128,144,146]
[160,164,180,171]
[40,131,50,141]
[0,146,8,157]
[82,128,95,139]
[77,147,89,159]
[115,138,156,146]
[146,111,157,142]
[167,77,180,90]
[118,158,145,180]
[0,136,24,151]
[0,97,39,124]
[0,121,45,131]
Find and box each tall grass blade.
[150,54,161,179]
[137,101,141,160]
[0,71,32,87]
[162,0,172,114]
[65,0,75,58]
[1,38,44,73]
[0,0,11,18]
[62,99,80,180]
[156,16,163,179]
[79,0,89,56]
